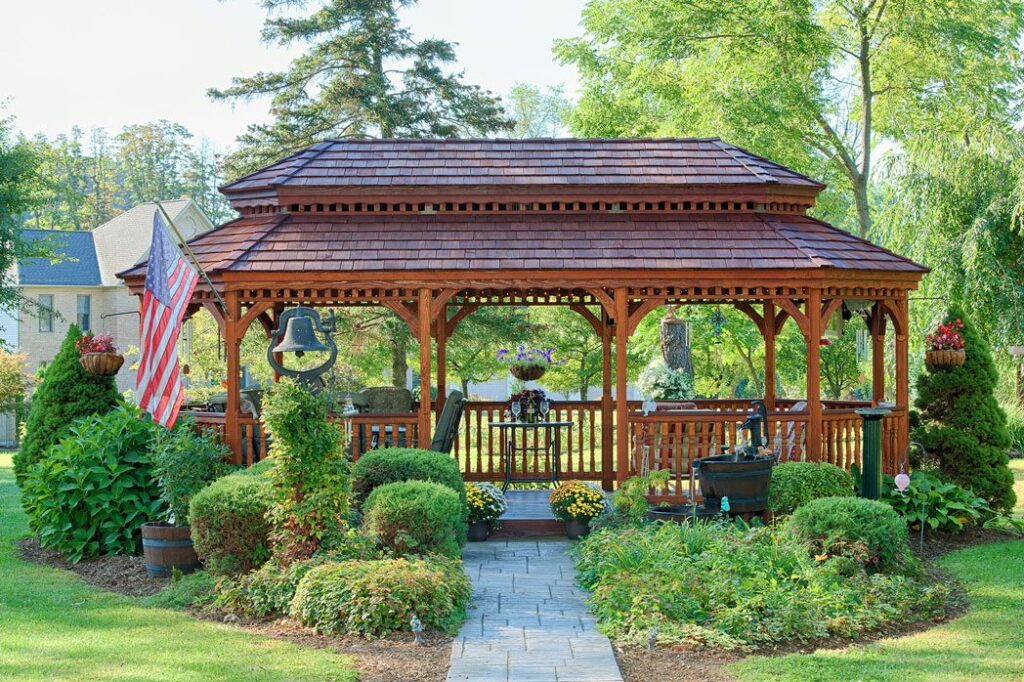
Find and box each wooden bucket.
[141,522,200,577]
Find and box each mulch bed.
[15,526,1021,682]
[16,537,168,597]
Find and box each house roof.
[18,230,102,286]
[92,199,195,286]
[221,138,825,194]
[119,212,926,279]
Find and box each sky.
[0,0,588,149]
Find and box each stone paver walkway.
[447,538,623,682]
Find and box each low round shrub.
[787,496,914,574]
[768,462,853,516]
[291,556,471,637]
[351,447,465,505]
[22,405,165,562]
[189,465,274,575]
[364,481,466,558]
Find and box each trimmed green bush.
[768,462,854,516]
[915,308,1016,511]
[189,465,274,575]
[364,481,466,558]
[352,447,465,505]
[787,496,914,574]
[14,325,119,484]
[21,405,165,562]
[291,557,471,637]
[150,418,233,526]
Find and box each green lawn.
[0,453,357,682]
[731,538,1024,681]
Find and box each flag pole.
[154,200,228,311]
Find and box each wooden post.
[269,303,285,383]
[614,288,630,486]
[871,303,886,405]
[435,309,448,418]
[418,288,432,448]
[763,301,777,410]
[224,291,242,465]
[806,290,823,461]
[600,312,614,490]
[894,296,910,457]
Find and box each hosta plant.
[881,470,988,532]
[22,404,165,562]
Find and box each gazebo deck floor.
[493,489,564,538]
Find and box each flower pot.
[467,520,492,542]
[510,365,546,381]
[79,352,124,376]
[141,522,200,578]
[564,518,591,540]
[925,349,966,368]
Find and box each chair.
[430,390,465,454]
[360,386,413,413]
[774,400,807,460]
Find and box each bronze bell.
[272,315,329,357]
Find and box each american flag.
[137,212,199,427]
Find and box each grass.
[0,452,357,682]
[731,538,1024,681]
[1011,458,1023,517]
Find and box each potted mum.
[549,481,606,539]
[143,420,232,577]
[925,319,966,368]
[497,345,563,381]
[466,482,508,541]
[75,332,124,376]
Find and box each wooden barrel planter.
[79,352,124,376]
[693,454,775,514]
[141,522,200,577]
[510,365,546,381]
[925,349,965,368]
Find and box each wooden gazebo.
[121,138,926,496]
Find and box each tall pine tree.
[914,308,1016,511]
[210,0,513,177]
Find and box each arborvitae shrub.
[914,308,1016,511]
[14,325,119,484]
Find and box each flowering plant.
[549,481,606,521]
[637,359,694,400]
[466,482,508,524]
[497,345,563,370]
[508,388,548,420]
[925,319,965,351]
[75,332,118,355]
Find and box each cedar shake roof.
[221,138,825,194]
[119,212,926,278]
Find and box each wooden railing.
[186,398,908,489]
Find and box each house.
[0,200,215,403]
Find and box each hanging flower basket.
[79,352,124,376]
[925,349,965,368]
[510,364,546,381]
[75,333,123,376]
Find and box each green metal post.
[856,408,890,500]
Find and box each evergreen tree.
[914,308,1016,511]
[210,0,513,177]
[13,325,120,486]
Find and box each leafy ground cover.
[0,453,358,682]
[730,539,1024,681]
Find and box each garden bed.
[16,537,167,597]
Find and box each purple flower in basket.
[497,345,565,369]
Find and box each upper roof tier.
[220,138,825,210]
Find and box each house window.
[38,295,53,333]
[77,295,91,331]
